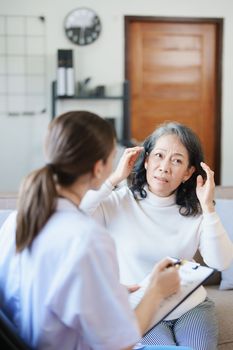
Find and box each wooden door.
[125,17,223,184]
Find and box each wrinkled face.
[144,134,195,197]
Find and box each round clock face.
[64,8,101,46]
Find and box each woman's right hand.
[109,146,144,187]
[147,258,180,301]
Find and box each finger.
[196,174,204,188]
[200,162,215,181]
[163,268,180,285]
[125,146,144,154]
[200,161,211,171]
[167,267,180,282]
[127,284,140,293]
[130,150,142,161]
[127,148,144,166]
[155,257,175,271]
[124,147,142,161]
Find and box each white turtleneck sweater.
[81,181,233,320]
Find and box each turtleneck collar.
[143,185,176,207]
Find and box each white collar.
[144,186,176,207]
[56,197,80,212]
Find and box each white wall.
[0,0,233,191]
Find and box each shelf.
[51,80,131,146]
[56,95,124,100]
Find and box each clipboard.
[129,259,216,334]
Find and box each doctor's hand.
[109,146,144,187]
[125,284,141,293]
[196,162,215,213]
[134,258,180,336]
[147,258,180,301]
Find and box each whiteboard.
[0,15,46,117]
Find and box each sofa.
[0,188,233,349]
[201,186,233,350]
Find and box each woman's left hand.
[196,162,215,213]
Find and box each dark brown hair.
[16,111,115,252]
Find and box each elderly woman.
[81,121,233,350]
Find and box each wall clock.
[64,7,102,46]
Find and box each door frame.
[124,16,223,184]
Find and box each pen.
[167,259,200,270]
[167,259,184,268]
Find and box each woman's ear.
[93,159,104,180]
[144,151,149,170]
[183,166,195,182]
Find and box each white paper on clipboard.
[129,259,215,333]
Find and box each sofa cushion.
[206,286,233,347]
[215,199,233,290]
